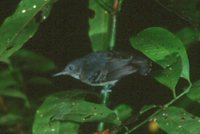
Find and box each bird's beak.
[52,71,67,77]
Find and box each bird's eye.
[68,65,74,71]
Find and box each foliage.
[130,27,190,94]
[151,106,200,134]
[0,0,56,62]
[0,0,200,134]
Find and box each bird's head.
[53,58,83,79]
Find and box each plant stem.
[128,84,192,133]
[127,110,160,133]
[172,90,177,99]
[97,3,118,131]
[97,85,112,132]
[165,84,191,107]
[109,15,117,50]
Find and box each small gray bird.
[53,51,152,86]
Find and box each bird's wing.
[80,52,139,84]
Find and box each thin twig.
[128,84,192,133]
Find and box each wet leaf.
[130,27,190,91]
[154,57,182,90]
[151,106,200,134]
[88,0,124,51]
[0,0,57,61]
[89,0,112,51]
[33,90,120,134]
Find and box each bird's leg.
[101,85,113,105]
[97,84,114,132]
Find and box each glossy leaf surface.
[0,0,56,61]
[152,106,200,134]
[33,90,120,134]
[130,27,190,91]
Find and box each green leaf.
[154,57,182,91]
[139,105,157,115]
[0,0,57,61]
[130,27,190,91]
[88,0,124,51]
[176,27,199,48]
[0,69,30,107]
[114,104,133,121]
[33,120,79,134]
[0,113,22,126]
[151,106,200,134]
[155,0,200,26]
[59,122,79,134]
[89,0,112,51]
[12,49,56,73]
[33,90,120,134]
[187,80,200,103]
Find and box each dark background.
[1,0,200,133]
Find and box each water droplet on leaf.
[71,102,76,106]
[33,5,37,8]
[51,128,55,131]
[178,125,182,129]
[21,9,26,13]
[43,16,47,20]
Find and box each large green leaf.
[155,0,200,26]
[33,90,120,134]
[187,80,200,103]
[151,106,200,134]
[33,120,79,134]
[130,27,190,91]
[88,0,124,51]
[0,0,56,61]
[12,49,56,73]
[89,0,112,51]
[154,57,182,91]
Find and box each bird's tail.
[132,57,152,76]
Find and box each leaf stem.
[172,90,177,99]
[127,84,192,133]
[165,84,191,107]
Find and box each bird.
[53,51,152,87]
